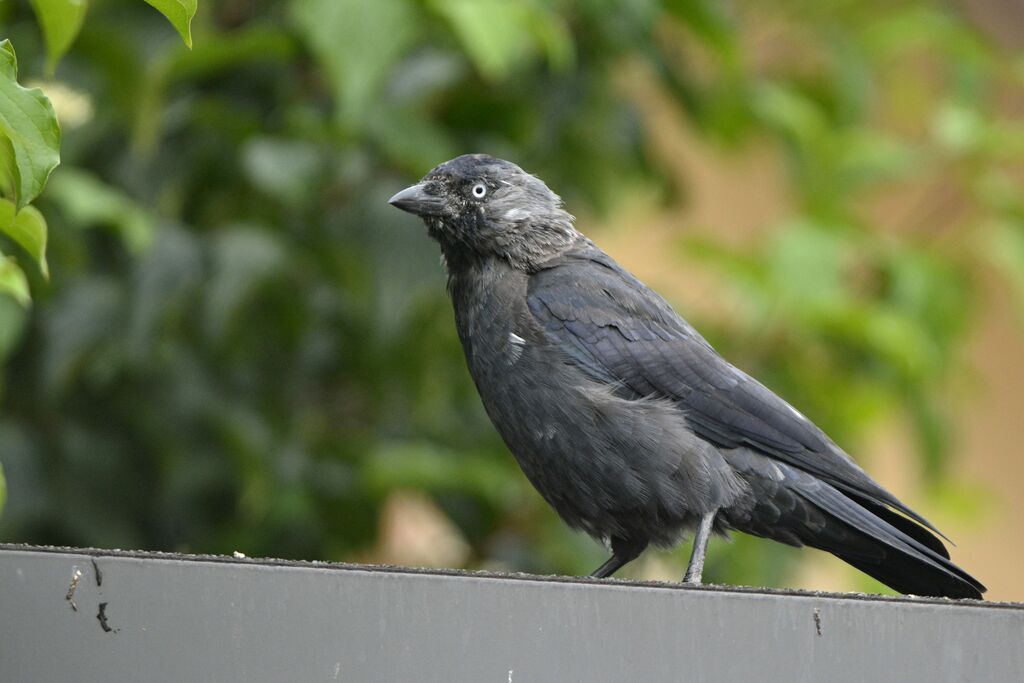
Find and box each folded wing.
[526,245,941,536]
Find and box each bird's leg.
[683,511,716,584]
[590,537,646,579]
[590,555,630,579]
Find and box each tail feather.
[852,496,950,560]
[723,450,985,599]
[795,480,985,599]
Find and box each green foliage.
[0,200,48,279]
[291,0,417,128]
[45,169,154,252]
[0,40,60,212]
[429,0,574,81]
[30,0,89,73]
[0,253,31,306]
[0,0,1018,592]
[143,0,198,48]
[0,39,60,307]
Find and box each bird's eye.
[471,182,487,199]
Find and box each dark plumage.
[389,153,985,599]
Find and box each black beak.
[388,183,446,216]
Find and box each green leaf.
[45,169,155,252]
[143,0,197,48]
[291,0,418,128]
[30,0,90,73]
[0,250,30,307]
[0,199,48,279]
[752,83,827,146]
[430,0,574,81]
[241,137,323,205]
[0,40,62,211]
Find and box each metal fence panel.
[1,545,1021,683]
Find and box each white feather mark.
[508,332,526,362]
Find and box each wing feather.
[527,246,943,536]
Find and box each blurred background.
[0,0,1022,600]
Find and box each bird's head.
[388,154,579,271]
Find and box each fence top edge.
[1,542,1019,611]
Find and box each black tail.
[796,480,985,599]
[724,452,986,599]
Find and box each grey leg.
[683,512,716,584]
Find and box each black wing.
[526,244,940,534]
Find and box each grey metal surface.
[0,545,1021,683]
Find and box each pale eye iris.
[471,183,487,199]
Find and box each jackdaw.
[389,154,985,599]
